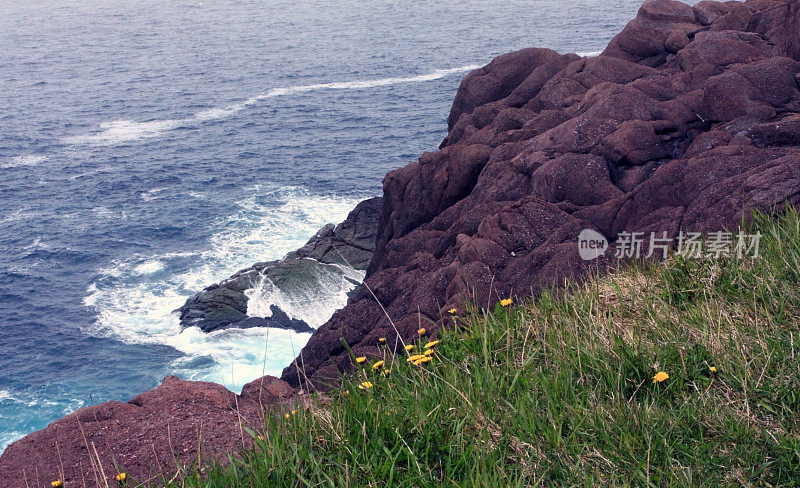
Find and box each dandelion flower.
[424,348,435,356]
[116,472,127,482]
[382,368,391,377]
[371,360,385,370]
[291,410,296,415]
[413,356,432,365]
[709,366,717,373]
[500,298,513,307]
[407,354,426,362]
[448,308,457,314]
[355,356,367,364]
[379,337,387,344]
[358,381,373,390]
[257,435,265,441]
[424,340,440,349]
[653,371,669,383]
[418,327,426,335]
[284,413,290,419]
[405,344,414,351]
[52,482,63,488]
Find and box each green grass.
[159,208,800,487]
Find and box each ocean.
[0,0,663,451]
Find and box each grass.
[155,208,800,487]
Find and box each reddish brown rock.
[0,376,295,486]
[284,0,800,388]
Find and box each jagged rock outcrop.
[176,197,382,333]
[283,0,800,388]
[285,196,382,269]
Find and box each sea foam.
[62,64,481,147]
[83,185,366,391]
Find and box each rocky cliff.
[281,0,800,387]
[2,0,800,485]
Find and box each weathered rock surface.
[285,197,383,269]
[176,197,381,333]
[282,0,800,388]
[0,375,298,486]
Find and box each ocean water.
[0,0,666,451]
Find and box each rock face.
[177,197,382,333]
[282,0,800,388]
[285,196,383,269]
[0,375,298,486]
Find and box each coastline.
[3,0,800,484]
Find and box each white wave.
[83,185,367,391]
[0,431,25,452]
[246,261,365,328]
[258,65,481,98]
[133,260,165,275]
[63,119,183,145]
[576,50,603,57]
[1,155,47,169]
[140,187,169,202]
[63,64,480,146]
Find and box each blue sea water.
[0,0,666,451]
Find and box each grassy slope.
[163,209,800,487]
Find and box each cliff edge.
[2,0,800,485]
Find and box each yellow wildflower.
[405,344,414,351]
[382,368,391,377]
[653,371,669,383]
[709,366,717,373]
[424,340,440,349]
[358,381,373,390]
[448,308,457,314]
[413,356,432,365]
[291,409,296,415]
[418,327,426,335]
[407,354,426,362]
[500,298,513,307]
[284,413,290,419]
[379,337,387,344]
[371,360,385,370]
[424,348,435,356]
[355,356,367,364]
[257,435,265,441]
[116,472,127,482]
[52,482,63,488]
